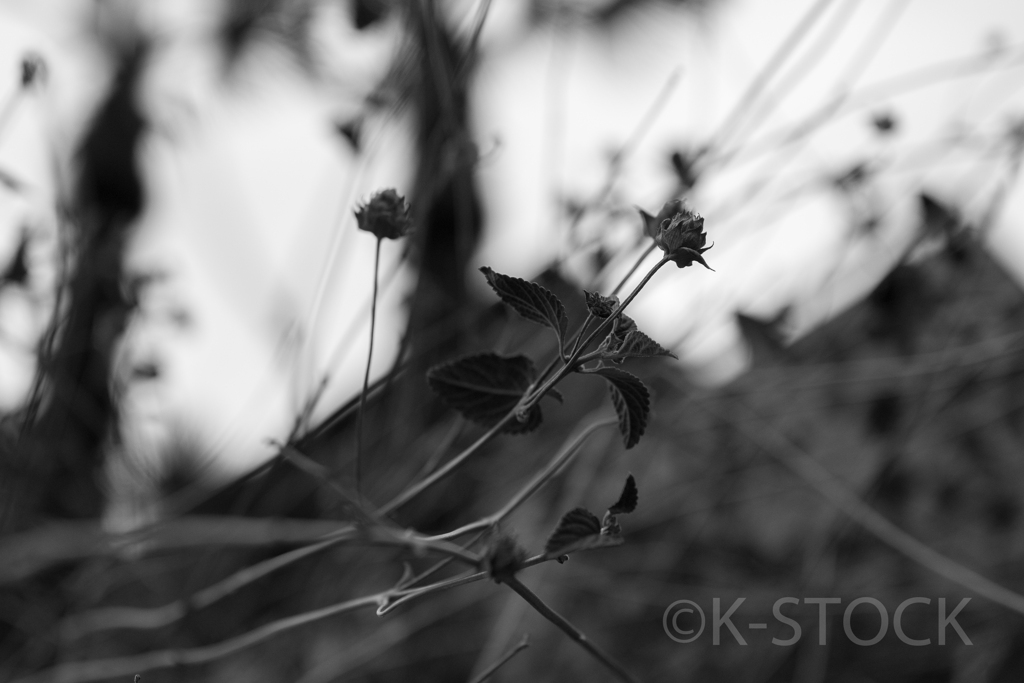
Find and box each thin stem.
[503,576,639,683]
[378,408,518,515]
[699,0,837,161]
[356,237,383,496]
[38,555,560,682]
[426,417,616,542]
[22,595,384,683]
[715,398,1024,617]
[61,530,356,639]
[609,243,657,299]
[378,553,551,616]
[468,634,530,683]
[463,0,494,67]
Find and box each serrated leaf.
[480,267,568,341]
[606,329,677,361]
[609,474,638,515]
[427,353,541,434]
[544,507,622,558]
[595,368,650,448]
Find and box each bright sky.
[2,0,1024,484]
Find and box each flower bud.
[354,188,413,240]
[638,200,713,269]
[584,290,618,318]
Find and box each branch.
[467,634,529,683]
[723,399,1024,617]
[24,555,557,683]
[0,517,351,584]
[503,576,639,683]
[426,417,616,542]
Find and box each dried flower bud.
[354,188,413,240]
[638,199,713,269]
[584,290,618,318]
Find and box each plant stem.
[356,237,383,497]
[504,576,639,683]
[426,417,616,542]
[608,242,657,298]
[378,409,518,515]
[468,634,529,683]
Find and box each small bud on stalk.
[639,199,713,269]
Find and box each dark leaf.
[609,474,638,515]
[595,368,650,448]
[427,353,541,434]
[544,507,623,558]
[480,267,568,341]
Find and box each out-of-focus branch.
[467,633,529,683]
[22,554,557,683]
[503,576,638,683]
[0,516,351,584]
[718,399,1024,617]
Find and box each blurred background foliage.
[2,1,1024,682]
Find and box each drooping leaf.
[595,368,650,448]
[427,353,541,434]
[604,329,677,362]
[480,267,568,341]
[609,474,638,515]
[544,507,623,558]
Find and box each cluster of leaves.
[426,266,674,448]
[424,199,709,678]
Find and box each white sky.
[2,0,1024,479]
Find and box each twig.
[467,634,529,683]
[503,576,639,683]
[720,399,1024,617]
[61,532,354,638]
[377,409,519,515]
[17,594,383,683]
[426,417,617,541]
[700,0,838,160]
[463,0,494,67]
[29,555,557,683]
